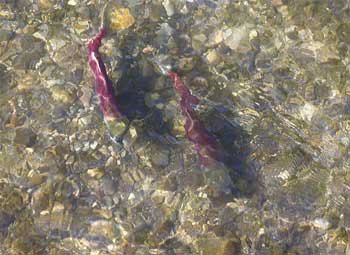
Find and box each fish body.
[88,28,128,142]
[88,28,222,163]
[167,71,224,166]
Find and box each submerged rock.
[109,7,135,31]
[1,0,350,254]
[150,146,170,167]
[196,237,241,255]
[14,128,37,147]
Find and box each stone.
[89,220,119,240]
[299,102,317,121]
[196,237,240,255]
[151,147,170,167]
[0,29,14,42]
[67,0,77,6]
[27,170,46,186]
[105,117,129,143]
[0,211,14,232]
[163,0,175,16]
[38,0,56,9]
[192,33,207,50]
[208,29,224,46]
[73,18,90,35]
[110,7,135,31]
[87,168,105,179]
[101,176,117,196]
[50,86,73,103]
[271,0,284,6]
[312,218,331,230]
[317,45,340,63]
[178,57,196,71]
[14,128,37,147]
[205,49,221,64]
[223,25,251,52]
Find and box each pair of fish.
[88,27,223,166]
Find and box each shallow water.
[1,0,350,254]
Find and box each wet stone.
[121,171,136,186]
[11,35,46,70]
[73,18,90,35]
[312,218,331,230]
[101,176,117,196]
[159,175,178,191]
[192,33,207,50]
[133,223,151,244]
[38,0,56,10]
[88,220,119,241]
[0,211,14,234]
[27,170,46,186]
[196,237,241,255]
[205,49,221,64]
[178,57,196,71]
[337,23,350,44]
[148,3,165,22]
[224,25,251,52]
[14,128,37,147]
[343,206,350,230]
[67,0,77,5]
[150,146,170,167]
[204,167,233,196]
[50,86,73,103]
[0,29,14,42]
[145,92,161,108]
[208,29,224,46]
[1,0,350,253]
[106,117,129,143]
[181,170,205,189]
[87,168,105,179]
[109,6,135,31]
[0,64,14,94]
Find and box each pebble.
[163,0,175,16]
[151,147,170,167]
[50,86,73,103]
[312,218,331,230]
[14,128,37,147]
[110,7,135,30]
[271,0,284,6]
[178,57,196,71]
[87,168,105,179]
[299,102,316,121]
[67,0,77,6]
[208,29,224,46]
[27,170,46,186]
[89,220,118,240]
[38,0,56,9]
[101,176,117,195]
[205,49,220,64]
[223,25,249,51]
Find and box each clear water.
[1,0,350,254]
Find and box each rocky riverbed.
[1,0,350,254]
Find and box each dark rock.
[14,128,37,147]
